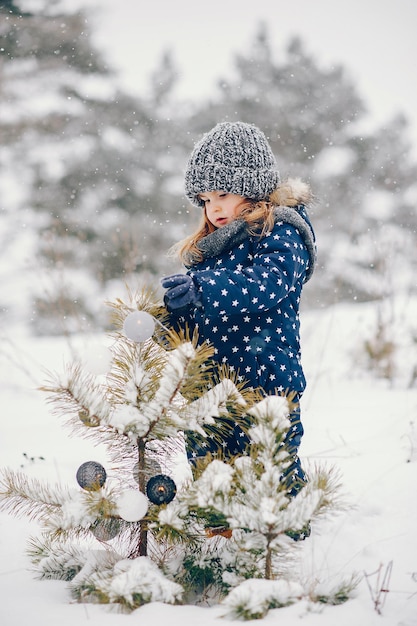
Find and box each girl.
[161,121,316,506]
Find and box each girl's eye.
[219,192,227,198]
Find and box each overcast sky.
[86,0,417,153]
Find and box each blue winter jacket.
[177,203,316,398]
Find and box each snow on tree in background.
[0,2,185,334]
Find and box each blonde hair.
[172,178,310,266]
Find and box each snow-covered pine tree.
[0,288,350,616]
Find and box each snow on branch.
[184,377,246,434]
[41,363,111,426]
[0,468,73,523]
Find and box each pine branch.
[106,341,213,442]
[27,534,90,581]
[41,363,111,426]
[0,468,70,523]
[305,464,346,519]
[107,335,169,406]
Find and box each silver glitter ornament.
[90,518,121,541]
[76,461,107,491]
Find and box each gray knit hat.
[185,121,280,208]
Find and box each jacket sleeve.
[190,224,310,318]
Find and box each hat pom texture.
[185,122,280,208]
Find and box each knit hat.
[185,122,280,208]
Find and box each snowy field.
[1,298,416,626]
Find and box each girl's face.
[199,191,246,228]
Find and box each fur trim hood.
[269,177,313,208]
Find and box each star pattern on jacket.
[183,221,308,397]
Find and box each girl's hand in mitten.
[161,274,202,311]
[161,273,191,294]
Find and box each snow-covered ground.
[1,298,416,626]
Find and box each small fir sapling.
[0,288,352,616]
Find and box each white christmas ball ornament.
[116,489,149,522]
[123,310,155,342]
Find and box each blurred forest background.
[1,0,416,335]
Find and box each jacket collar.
[185,205,316,282]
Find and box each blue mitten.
[161,274,191,293]
[161,274,202,312]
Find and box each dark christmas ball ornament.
[76,461,107,491]
[146,474,177,505]
[78,408,100,427]
[90,518,121,541]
